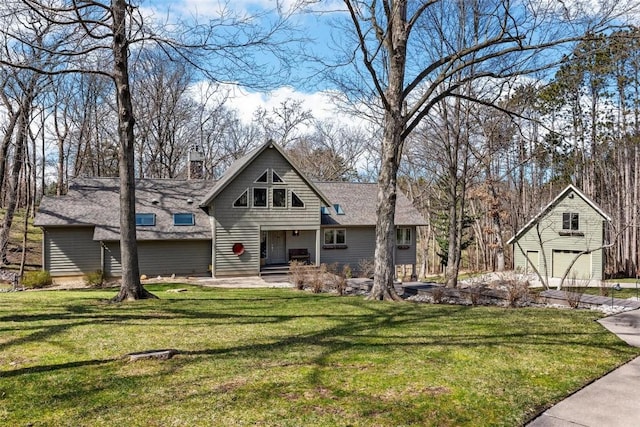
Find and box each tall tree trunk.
[19,162,31,277]
[370,113,403,301]
[110,0,156,302]
[0,103,19,207]
[0,93,31,265]
[368,1,408,301]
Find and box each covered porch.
[260,226,321,268]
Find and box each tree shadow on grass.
[0,358,115,378]
[1,290,636,383]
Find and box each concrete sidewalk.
[527,309,640,427]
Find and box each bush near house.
[20,270,52,288]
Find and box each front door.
[269,231,287,264]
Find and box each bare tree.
[253,98,314,148]
[336,0,633,299]
[287,119,367,181]
[1,0,301,300]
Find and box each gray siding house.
[507,185,611,281]
[35,141,426,279]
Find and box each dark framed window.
[291,191,304,208]
[136,213,155,226]
[233,189,248,207]
[253,188,267,207]
[562,213,579,231]
[272,188,286,208]
[320,206,330,215]
[173,213,195,226]
[333,204,345,215]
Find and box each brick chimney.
[188,146,204,180]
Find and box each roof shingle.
[35,177,214,241]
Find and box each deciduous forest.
[1,1,639,285]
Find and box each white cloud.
[221,84,346,125]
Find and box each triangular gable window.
[233,189,248,207]
[255,170,268,183]
[291,191,305,208]
[272,170,284,183]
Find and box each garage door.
[104,240,211,277]
[552,250,591,279]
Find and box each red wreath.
[232,243,245,256]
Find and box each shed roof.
[507,184,611,245]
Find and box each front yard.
[1,284,638,426]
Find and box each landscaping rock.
[125,349,178,362]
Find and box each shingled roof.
[316,182,426,226]
[35,177,214,241]
[35,177,426,240]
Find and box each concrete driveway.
[527,309,640,427]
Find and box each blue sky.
[138,0,640,124]
[140,0,348,121]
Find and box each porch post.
[315,227,321,266]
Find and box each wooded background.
[1,11,639,280]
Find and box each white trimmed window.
[233,189,248,207]
[291,191,305,208]
[324,228,346,246]
[253,188,267,207]
[272,170,285,183]
[272,188,286,208]
[255,170,268,183]
[396,227,412,245]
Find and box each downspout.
[41,228,46,271]
[100,240,105,275]
[201,204,215,278]
[210,213,216,278]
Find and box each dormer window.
[320,206,330,215]
[333,204,345,215]
[562,213,579,231]
[136,213,155,226]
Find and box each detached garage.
[508,185,611,281]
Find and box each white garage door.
[552,250,591,279]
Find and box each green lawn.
[1,285,638,426]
